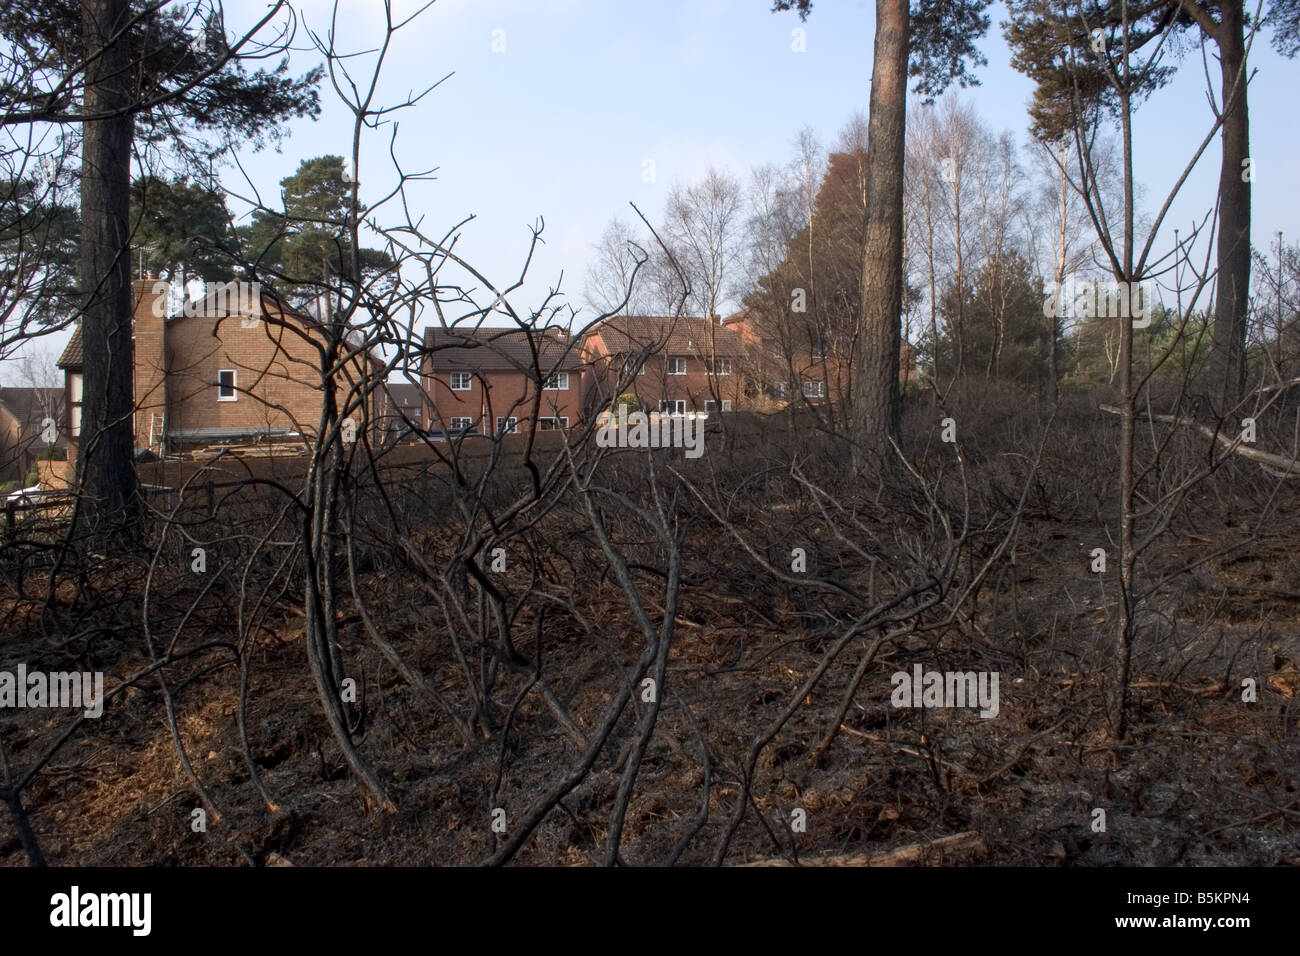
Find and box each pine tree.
[0,1,321,539]
[773,0,993,463]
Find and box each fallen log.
[1098,404,1300,477]
[739,830,986,867]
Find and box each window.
[659,399,686,416]
[70,404,82,438]
[450,371,472,391]
[802,380,826,399]
[537,417,569,430]
[69,373,83,403]
[543,372,569,390]
[771,382,788,400]
[704,399,732,413]
[218,369,237,401]
[667,356,687,375]
[496,417,518,435]
[622,358,646,377]
[450,417,474,430]
[706,357,733,375]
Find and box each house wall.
[112,280,381,450]
[64,373,80,468]
[162,305,381,447]
[583,337,746,414]
[0,406,23,481]
[423,365,586,434]
[133,279,168,451]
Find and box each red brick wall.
[582,337,745,414]
[159,298,381,447]
[423,365,586,434]
[133,279,168,450]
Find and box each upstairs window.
[543,372,569,390]
[706,357,733,375]
[450,371,473,391]
[659,399,686,416]
[667,356,687,376]
[218,369,237,402]
[802,380,826,399]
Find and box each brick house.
[379,381,428,444]
[423,326,587,436]
[0,386,65,482]
[58,278,383,464]
[721,307,916,405]
[582,315,749,416]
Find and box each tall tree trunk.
[1212,0,1251,413]
[1049,154,1069,407]
[1109,59,1139,741]
[851,0,908,467]
[77,0,138,537]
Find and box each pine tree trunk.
[1212,0,1251,412]
[77,0,138,538]
[851,0,908,468]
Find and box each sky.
[6,0,1300,381]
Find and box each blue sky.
[9,0,1300,375]
[225,0,1299,319]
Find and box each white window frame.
[543,372,569,390]
[496,416,518,435]
[69,373,83,403]
[70,404,82,437]
[708,357,733,375]
[802,380,826,399]
[449,417,474,431]
[622,359,646,377]
[659,399,686,416]
[450,371,473,391]
[666,356,687,376]
[704,399,732,413]
[537,416,569,431]
[217,369,238,402]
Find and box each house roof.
[384,382,424,409]
[58,327,83,370]
[591,315,745,357]
[423,326,583,374]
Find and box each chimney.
[132,278,169,453]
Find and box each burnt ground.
[2,391,1298,866]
